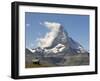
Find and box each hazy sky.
[25,12,89,50]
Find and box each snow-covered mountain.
[25,22,89,67]
[29,22,87,54]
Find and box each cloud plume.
[37,21,61,48]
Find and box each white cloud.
[26,23,30,27]
[37,21,61,48]
[39,22,42,25]
[44,21,61,32]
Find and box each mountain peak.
[34,22,87,54]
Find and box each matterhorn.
[25,22,89,68]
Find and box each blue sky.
[25,12,89,50]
